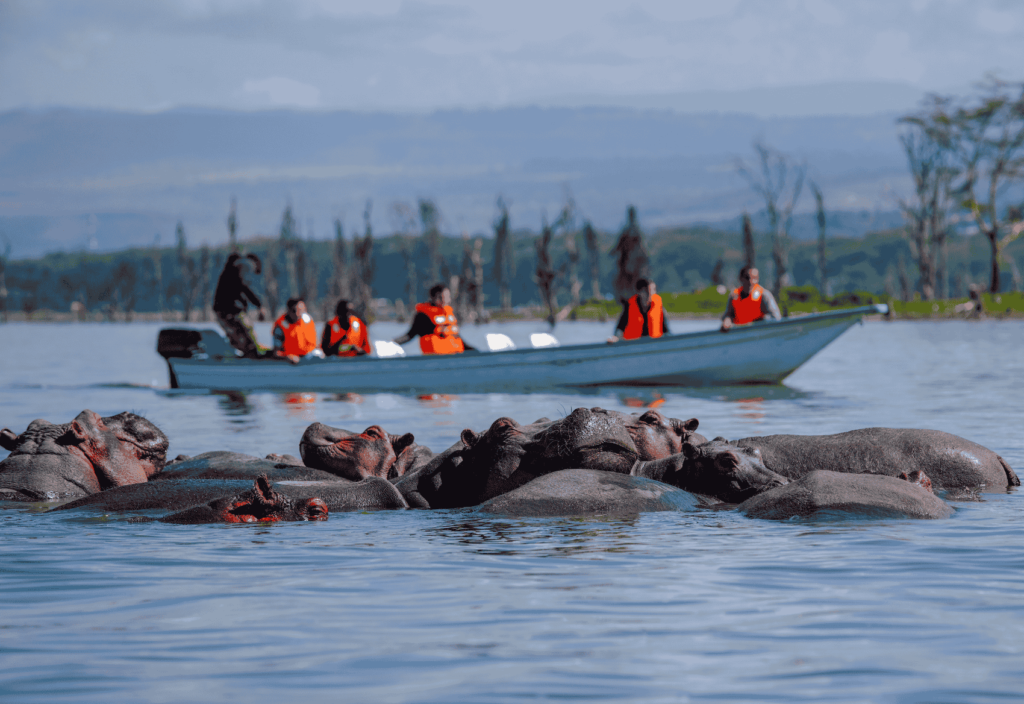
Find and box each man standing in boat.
[322,299,371,357]
[393,283,474,354]
[212,252,267,358]
[273,297,322,364]
[720,266,780,331]
[607,278,669,343]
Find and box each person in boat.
[607,278,669,343]
[393,283,474,354]
[720,266,781,332]
[322,299,371,357]
[273,297,323,364]
[212,252,267,358]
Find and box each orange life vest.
[327,315,371,357]
[622,294,664,340]
[274,313,319,357]
[731,284,766,325]
[415,303,465,355]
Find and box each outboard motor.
[156,329,239,388]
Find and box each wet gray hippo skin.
[393,407,705,509]
[299,423,418,480]
[0,410,169,501]
[733,428,1019,492]
[632,438,789,503]
[53,473,407,518]
[161,476,407,523]
[737,470,954,520]
[154,451,344,482]
[475,469,704,517]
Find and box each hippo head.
[163,476,329,524]
[680,439,789,503]
[299,422,415,480]
[1,410,168,497]
[625,410,705,460]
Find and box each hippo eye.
[305,499,329,520]
[638,411,662,424]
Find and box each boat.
[157,305,887,393]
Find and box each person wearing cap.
[607,278,669,343]
[272,297,321,364]
[393,283,475,354]
[720,266,781,332]
[322,299,371,357]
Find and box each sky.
[1,0,1022,116]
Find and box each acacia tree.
[737,142,805,298]
[492,196,515,310]
[946,80,1024,293]
[610,205,649,304]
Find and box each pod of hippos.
[1,407,1018,523]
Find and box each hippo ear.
[897,471,910,481]
[682,418,699,432]
[460,429,479,447]
[392,432,415,454]
[0,428,18,452]
[712,436,728,443]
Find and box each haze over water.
[1,319,1022,703]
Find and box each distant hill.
[0,106,910,258]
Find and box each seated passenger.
[273,297,322,364]
[393,283,474,354]
[322,299,371,357]
[607,278,669,343]
[720,266,781,332]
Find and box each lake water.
[1,319,1022,703]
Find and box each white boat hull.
[165,306,884,393]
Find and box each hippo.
[733,428,1019,492]
[0,410,169,501]
[299,423,418,480]
[154,451,344,482]
[475,469,703,517]
[631,438,789,503]
[737,470,954,520]
[394,407,705,509]
[161,476,407,523]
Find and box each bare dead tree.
[553,192,582,308]
[279,204,299,299]
[0,234,9,323]
[492,196,515,310]
[227,198,239,253]
[390,202,419,308]
[264,240,281,319]
[175,221,201,321]
[330,218,350,313]
[742,212,756,271]
[352,200,375,319]
[535,217,559,324]
[471,237,485,321]
[199,244,211,321]
[610,205,649,304]
[582,221,601,300]
[737,141,805,298]
[810,182,830,298]
[419,198,442,290]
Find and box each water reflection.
[216,391,253,416]
[280,392,318,420]
[734,396,766,422]
[430,514,645,556]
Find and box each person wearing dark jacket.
[213,253,266,358]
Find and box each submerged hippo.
[299,423,418,480]
[0,410,168,501]
[476,469,704,517]
[154,451,344,482]
[733,428,1019,492]
[161,475,407,523]
[737,470,954,520]
[394,407,705,508]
